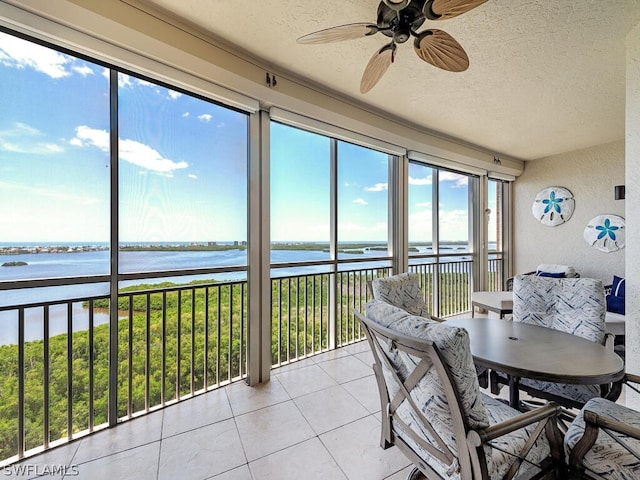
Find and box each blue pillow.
[612,275,625,298]
[606,294,625,314]
[536,271,565,278]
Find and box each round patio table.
[447,317,625,408]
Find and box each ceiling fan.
[297,0,488,93]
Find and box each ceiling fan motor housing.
[377,0,426,43]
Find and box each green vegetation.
[1,262,27,267]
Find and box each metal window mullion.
[177,291,182,398]
[108,68,119,427]
[88,302,94,431]
[287,280,291,362]
[433,169,440,316]
[303,276,308,357]
[329,139,337,350]
[18,308,25,458]
[67,303,73,438]
[145,294,151,411]
[240,282,245,377]
[127,297,133,417]
[191,288,196,394]
[43,306,50,447]
[161,293,167,405]
[216,289,221,385]
[295,277,299,359]
[204,287,209,387]
[228,285,233,382]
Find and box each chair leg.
[406,466,426,480]
[478,369,489,389]
[490,370,502,395]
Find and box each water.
[0,243,490,345]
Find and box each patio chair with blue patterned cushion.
[370,272,439,320]
[355,300,564,480]
[564,373,640,479]
[491,275,621,410]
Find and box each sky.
[0,31,476,245]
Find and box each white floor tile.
[320,415,410,480]
[274,364,338,398]
[2,441,81,480]
[342,374,383,414]
[342,341,371,355]
[249,438,347,480]
[162,389,232,438]
[317,356,374,384]
[226,376,290,417]
[208,464,252,480]
[235,401,315,462]
[294,385,369,435]
[73,410,163,464]
[158,419,246,480]
[73,442,160,480]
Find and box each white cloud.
[118,74,133,88]
[0,122,64,155]
[353,198,368,205]
[188,174,198,180]
[415,201,431,208]
[72,65,94,77]
[0,180,99,205]
[0,32,71,79]
[182,112,190,118]
[70,125,188,174]
[217,122,225,128]
[198,114,212,122]
[365,183,388,192]
[168,90,182,100]
[409,174,433,186]
[440,171,468,187]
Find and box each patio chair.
[564,373,640,479]
[491,274,620,410]
[355,300,564,480]
[368,273,491,387]
[369,272,440,320]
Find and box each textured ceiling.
[136,0,640,161]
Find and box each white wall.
[513,141,625,283]
[626,22,640,391]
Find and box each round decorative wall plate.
[583,214,625,252]
[531,186,575,226]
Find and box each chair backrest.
[359,300,489,479]
[370,272,431,317]
[513,275,605,344]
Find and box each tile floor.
[4,340,417,480]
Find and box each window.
[407,162,434,256]
[337,141,390,258]
[270,122,331,264]
[438,170,470,255]
[117,73,248,276]
[0,32,110,309]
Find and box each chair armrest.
[626,372,640,385]
[467,403,562,446]
[569,408,640,470]
[468,403,564,478]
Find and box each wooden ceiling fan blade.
[360,43,396,94]
[297,23,379,44]
[413,29,469,72]
[424,0,489,20]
